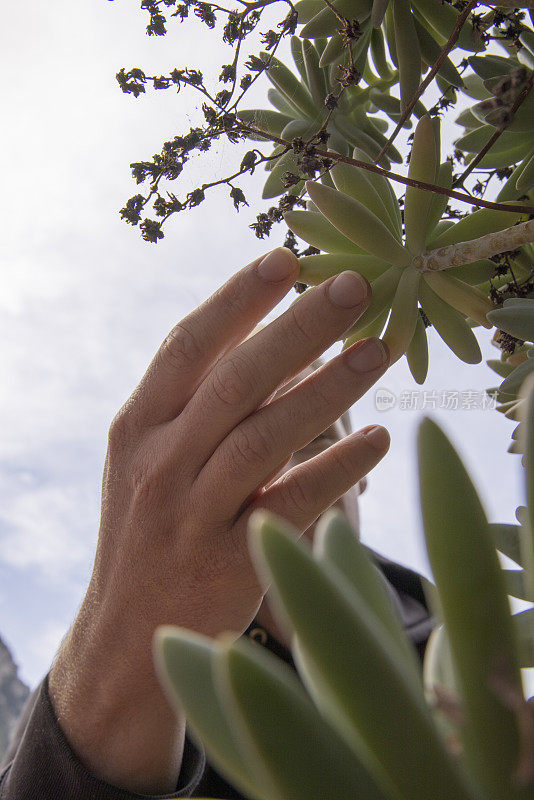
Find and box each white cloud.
[0,483,92,582]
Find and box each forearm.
[47,596,186,795]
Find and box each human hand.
[48,247,390,793]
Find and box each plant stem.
[413,219,534,272]
[237,121,534,214]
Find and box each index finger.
[127,248,299,428]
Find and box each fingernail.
[328,271,368,307]
[257,247,298,282]
[346,338,388,372]
[361,425,390,451]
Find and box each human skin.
[47,247,390,794]
[254,362,368,649]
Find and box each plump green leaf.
[488,523,523,566]
[343,265,403,339]
[313,510,424,695]
[260,52,317,118]
[352,146,403,238]
[153,627,268,800]
[418,418,522,799]
[422,624,463,751]
[382,267,421,364]
[330,161,399,238]
[500,358,534,396]
[306,180,411,266]
[427,207,522,249]
[512,608,534,667]
[446,260,496,286]
[212,633,391,800]
[420,279,482,363]
[247,510,479,800]
[404,115,437,255]
[503,568,530,600]
[297,253,389,284]
[284,210,366,254]
[406,313,429,384]
[487,303,534,344]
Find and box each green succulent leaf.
[423,272,493,329]
[486,359,516,379]
[446,260,497,286]
[313,510,425,695]
[294,0,323,23]
[152,627,267,800]
[342,307,390,348]
[211,632,391,800]
[392,0,421,113]
[420,278,482,364]
[427,207,523,249]
[284,209,367,254]
[260,52,317,119]
[343,265,403,339]
[351,146,403,239]
[500,358,534,396]
[300,0,371,38]
[330,161,400,239]
[383,267,421,364]
[503,568,530,601]
[422,624,463,751]
[262,150,304,200]
[301,39,328,106]
[425,162,453,244]
[247,510,479,800]
[410,0,484,52]
[413,16,464,88]
[404,115,438,255]
[406,312,429,384]
[488,523,523,567]
[305,180,411,266]
[487,301,534,344]
[290,35,308,81]
[516,149,534,192]
[296,253,390,285]
[418,418,522,799]
[512,608,534,668]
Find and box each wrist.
[48,596,186,794]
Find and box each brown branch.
[374,0,478,164]
[238,122,534,214]
[454,70,534,187]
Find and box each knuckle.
[287,301,316,347]
[158,321,202,374]
[228,422,274,471]
[307,377,332,418]
[278,467,313,516]
[210,353,254,409]
[131,460,167,509]
[216,272,249,317]
[108,406,135,450]
[329,442,355,483]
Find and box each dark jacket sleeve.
[0,673,206,800]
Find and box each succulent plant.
[236,35,405,201]
[152,378,534,800]
[453,49,534,187]
[283,113,533,377]
[486,298,534,454]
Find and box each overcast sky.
[0,1,528,690]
